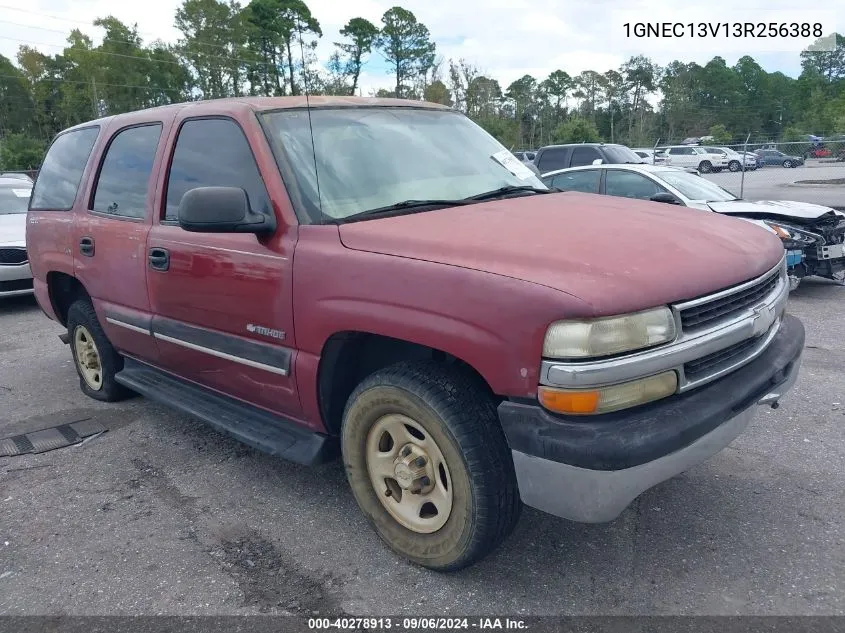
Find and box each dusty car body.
[26,97,804,571]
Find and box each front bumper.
[0,261,33,296]
[499,314,804,523]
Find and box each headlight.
[763,221,819,244]
[543,307,676,359]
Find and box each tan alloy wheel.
[365,413,453,533]
[74,325,103,391]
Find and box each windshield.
[0,184,32,214]
[656,170,738,202]
[261,107,547,223]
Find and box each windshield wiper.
[335,198,475,223]
[464,185,553,201]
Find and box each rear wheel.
[67,300,133,402]
[783,160,793,168]
[341,361,521,571]
[728,160,741,172]
[698,161,712,173]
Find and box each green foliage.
[782,125,805,142]
[0,134,45,171]
[708,124,732,143]
[376,7,436,98]
[335,17,379,96]
[553,117,600,144]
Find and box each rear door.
[145,114,301,419]
[26,127,100,304]
[665,147,696,168]
[73,121,169,363]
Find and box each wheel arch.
[46,271,90,327]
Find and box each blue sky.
[0,0,841,96]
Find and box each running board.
[115,358,338,465]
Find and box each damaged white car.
[540,164,845,289]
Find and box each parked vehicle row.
[19,97,804,571]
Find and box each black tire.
[341,360,521,571]
[67,299,133,402]
[698,160,712,173]
[728,160,741,172]
[783,160,793,168]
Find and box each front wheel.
[341,361,521,571]
[783,160,793,168]
[698,161,713,173]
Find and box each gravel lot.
[1,281,844,616]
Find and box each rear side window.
[548,169,600,193]
[164,118,271,222]
[29,127,100,211]
[536,148,568,173]
[91,124,162,219]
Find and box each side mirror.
[649,192,682,205]
[177,187,276,234]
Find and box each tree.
[553,117,599,144]
[708,123,732,144]
[335,17,379,96]
[376,7,436,98]
[540,69,572,113]
[423,79,452,106]
[800,33,845,83]
[0,55,34,135]
[0,133,45,170]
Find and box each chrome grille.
[679,268,780,331]
[0,247,27,265]
[684,336,759,380]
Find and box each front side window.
[164,118,272,222]
[29,127,100,211]
[261,108,547,223]
[605,170,667,199]
[570,146,602,167]
[91,124,162,219]
[547,169,600,193]
[0,184,32,214]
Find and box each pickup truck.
[26,97,805,571]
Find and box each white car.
[705,146,757,172]
[0,177,33,297]
[631,148,665,164]
[540,163,845,288]
[659,145,730,173]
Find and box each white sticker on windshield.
[12,189,31,198]
[491,150,535,180]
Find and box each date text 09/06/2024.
[307,617,527,630]
[623,22,823,39]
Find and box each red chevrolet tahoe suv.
[26,97,804,571]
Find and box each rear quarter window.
[29,126,100,211]
[536,148,569,173]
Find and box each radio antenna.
[296,23,324,224]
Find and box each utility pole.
[90,77,99,118]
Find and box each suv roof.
[58,96,450,134]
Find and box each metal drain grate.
[0,418,107,456]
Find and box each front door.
[73,121,168,363]
[145,115,301,419]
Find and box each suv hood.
[708,200,845,220]
[0,213,26,245]
[339,192,784,316]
